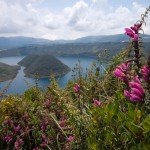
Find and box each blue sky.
[0,0,149,40]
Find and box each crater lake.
[0,56,99,95]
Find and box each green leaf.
[126,103,135,120]
[134,108,141,124]
[142,115,150,131]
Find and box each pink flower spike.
[113,69,124,78]
[130,25,138,34]
[143,75,149,81]
[133,34,138,41]
[125,32,134,38]
[74,83,80,93]
[132,76,141,84]
[93,99,101,107]
[116,66,123,71]
[125,28,133,33]
[74,87,78,92]
[75,83,80,88]
[130,94,142,102]
[141,66,150,73]
[124,90,130,99]
[131,88,143,97]
[68,136,74,142]
[129,82,144,94]
[121,63,127,70]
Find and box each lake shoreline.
[0,56,97,94]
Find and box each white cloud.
[0,0,149,40]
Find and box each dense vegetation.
[0,62,20,82]
[0,41,150,58]
[0,7,150,150]
[18,54,70,78]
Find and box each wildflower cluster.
[113,18,150,103]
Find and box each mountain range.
[0,34,149,59]
[0,34,150,50]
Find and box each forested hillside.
[0,41,149,58]
[18,54,70,78]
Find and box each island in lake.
[18,54,70,78]
[0,62,20,82]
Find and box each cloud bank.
[0,0,149,40]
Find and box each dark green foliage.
[0,62,20,82]
[18,54,70,78]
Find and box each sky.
[0,0,149,40]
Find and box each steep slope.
[0,62,20,82]
[18,54,70,78]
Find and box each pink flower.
[133,34,138,41]
[68,136,74,142]
[4,136,12,143]
[130,25,138,34]
[125,28,134,34]
[65,145,70,150]
[129,82,144,94]
[42,134,46,139]
[121,63,128,70]
[19,138,23,145]
[93,99,101,107]
[130,94,142,102]
[131,88,143,97]
[113,69,125,79]
[40,142,46,148]
[3,120,9,125]
[141,66,150,81]
[132,76,141,84]
[141,66,150,73]
[125,25,140,42]
[15,141,20,149]
[74,83,80,93]
[116,66,123,71]
[41,123,46,131]
[125,28,134,38]
[124,90,130,99]
[14,125,20,132]
[113,63,129,81]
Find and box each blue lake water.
[0,56,100,95]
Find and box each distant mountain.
[74,34,150,43]
[0,36,51,50]
[0,34,150,50]
[0,41,150,59]
[18,54,70,78]
[0,42,128,58]
[0,62,20,82]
